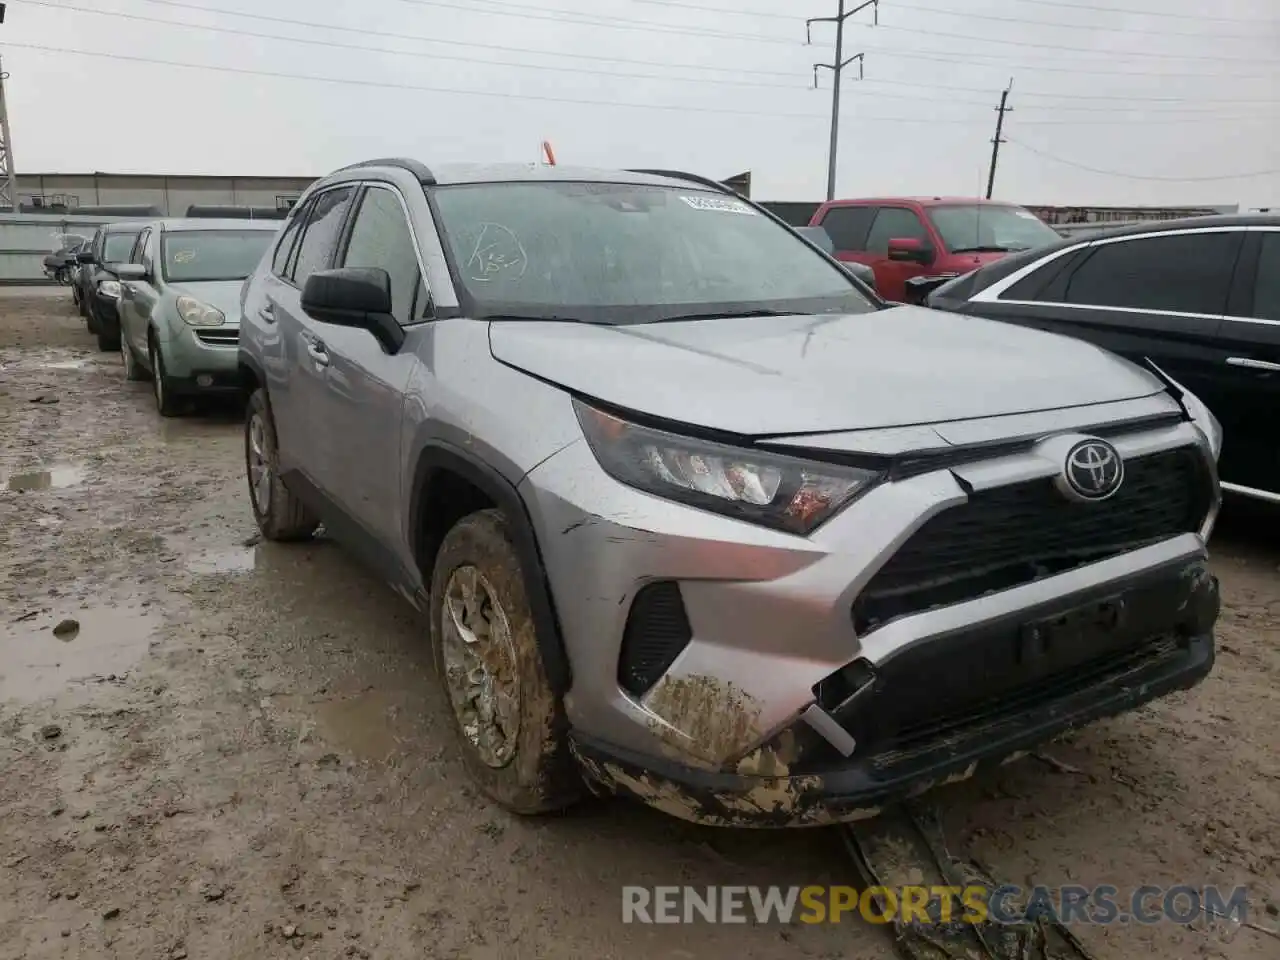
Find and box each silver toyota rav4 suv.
[237,158,1223,828]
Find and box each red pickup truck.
[807,197,1062,303]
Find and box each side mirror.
[77,250,96,265]
[114,263,148,281]
[301,267,405,353]
[887,237,934,264]
[902,274,959,306]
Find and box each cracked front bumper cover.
[572,564,1219,828]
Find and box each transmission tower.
[0,5,15,212]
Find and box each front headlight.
[176,296,225,327]
[97,279,121,300]
[574,400,881,535]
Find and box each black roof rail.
[626,168,739,196]
[334,157,437,185]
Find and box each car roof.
[821,197,1025,208]
[321,160,720,191]
[101,221,152,233]
[159,218,280,232]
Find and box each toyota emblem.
[1059,439,1124,502]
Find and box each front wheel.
[148,339,181,416]
[244,388,319,541]
[121,335,148,382]
[429,508,582,815]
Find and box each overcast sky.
[3,0,1277,206]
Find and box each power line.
[634,0,1275,38]
[42,0,1274,81]
[23,0,811,91]
[0,41,986,121]
[1006,138,1280,181]
[869,22,1277,62]
[861,76,1279,105]
[27,2,1274,117]
[7,41,1273,129]
[1001,0,1279,24]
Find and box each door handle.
[306,341,330,367]
[1226,357,1280,373]
[258,303,275,323]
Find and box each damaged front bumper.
[571,557,1219,828]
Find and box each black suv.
[76,222,147,351]
[927,215,1279,504]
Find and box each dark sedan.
[76,222,148,351]
[926,214,1279,505]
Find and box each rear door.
[967,227,1245,404]
[1210,227,1280,496]
[316,182,429,558]
[862,206,932,302]
[267,184,359,483]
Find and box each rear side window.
[1064,232,1242,315]
[1252,232,1280,322]
[819,206,876,253]
[290,186,357,287]
[865,207,929,255]
[271,201,309,279]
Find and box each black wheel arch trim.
[237,350,268,390]
[409,442,572,695]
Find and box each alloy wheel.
[440,564,521,768]
[246,412,272,516]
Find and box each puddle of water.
[185,546,258,576]
[313,691,406,762]
[0,602,159,704]
[3,463,87,493]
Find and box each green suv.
[115,219,279,415]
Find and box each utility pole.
[0,5,15,212]
[985,78,1013,200]
[807,0,877,202]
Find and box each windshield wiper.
[479,313,602,324]
[949,245,1020,254]
[649,308,799,324]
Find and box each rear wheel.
[245,388,319,541]
[429,508,582,815]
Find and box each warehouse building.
[11,172,317,216]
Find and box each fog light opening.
[814,658,877,715]
[196,374,214,387]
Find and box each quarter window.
[1252,232,1280,322]
[865,207,929,255]
[340,186,429,325]
[819,206,876,253]
[1064,232,1241,315]
[271,201,309,279]
[290,186,357,287]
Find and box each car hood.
[168,280,245,323]
[487,306,1167,436]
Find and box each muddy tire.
[121,336,148,382]
[149,339,182,417]
[429,508,582,815]
[95,324,119,353]
[245,388,319,542]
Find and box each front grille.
[195,330,239,346]
[852,446,1211,633]
[618,582,692,697]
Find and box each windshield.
[927,205,1061,253]
[102,232,139,263]
[161,230,275,283]
[430,182,875,323]
[56,234,88,252]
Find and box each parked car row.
[67,159,1268,829]
[71,217,278,415]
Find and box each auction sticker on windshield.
[680,195,755,214]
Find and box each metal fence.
[0,212,157,284]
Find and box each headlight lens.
[574,400,881,535]
[176,296,226,327]
[97,279,121,299]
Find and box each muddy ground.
[0,295,1277,960]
